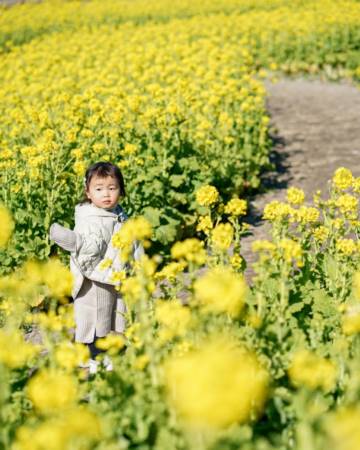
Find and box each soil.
[241,77,360,282]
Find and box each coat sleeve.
[72,220,107,276]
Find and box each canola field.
[0,1,360,449]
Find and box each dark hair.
[79,161,126,204]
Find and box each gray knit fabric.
[74,278,126,343]
[49,223,77,252]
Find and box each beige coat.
[51,203,143,343]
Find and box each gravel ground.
[241,77,360,281]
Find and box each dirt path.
[242,78,360,281]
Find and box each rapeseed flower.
[288,349,337,391]
[41,258,73,300]
[96,334,126,355]
[0,204,14,247]
[155,300,192,340]
[54,342,90,371]
[195,185,219,207]
[335,194,358,217]
[211,223,234,250]
[286,187,305,205]
[14,407,102,450]
[263,200,292,221]
[112,216,152,261]
[194,266,247,317]
[164,336,269,428]
[313,225,330,243]
[27,370,78,414]
[336,239,357,256]
[224,198,247,216]
[326,406,360,450]
[171,238,207,265]
[196,215,213,234]
[0,329,39,368]
[332,167,353,190]
[342,304,360,335]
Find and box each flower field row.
[1,0,360,269]
[0,169,359,450]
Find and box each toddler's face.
[86,175,120,209]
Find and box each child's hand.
[49,223,77,252]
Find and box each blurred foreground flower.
[14,406,102,450]
[0,329,39,368]
[27,370,78,414]
[325,406,360,450]
[164,336,268,429]
[194,267,247,317]
[288,349,337,392]
[0,204,14,247]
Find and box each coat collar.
[75,203,128,222]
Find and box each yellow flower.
[0,204,14,247]
[286,187,305,205]
[296,206,320,224]
[196,215,213,234]
[342,305,360,335]
[336,239,357,256]
[195,185,219,207]
[211,223,234,250]
[326,406,360,450]
[0,329,39,368]
[194,266,247,317]
[335,194,358,216]
[333,167,353,190]
[112,216,152,261]
[109,270,127,284]
[133,354,150,370]
[123,143,138,155]
[313,225,330,243]
[263,201,292,221]
[120,276,142,303]
[230,253,243,270]
[155,300,192,340]
[171,238,207,266]
[251,239,276,253]
[27,370,78,414]
[278,238,303,266]
[14,407,102,450]
[224,198,247,216]
[98,258,112,271]
[353,177,360,193]
[155,261,186,282]
[54,342,89,371]
[96,334,126,355]
[164,336,269,428]
[41,258,73,299]
[288,349,337,392]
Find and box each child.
[50,161,143,373]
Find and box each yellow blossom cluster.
[164,336,269,428]
[112,217,152,261]
[0,329,40,368]
[194,266,247,317]
[288,349,338,392]
[286,187,305,205]
[0,204,14,247]
[155,300,192,341]
[224,198,247,216]
[171,238,207,266]
[332,167,354,190]
[211,223,234,250]
[195,185,219,207]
